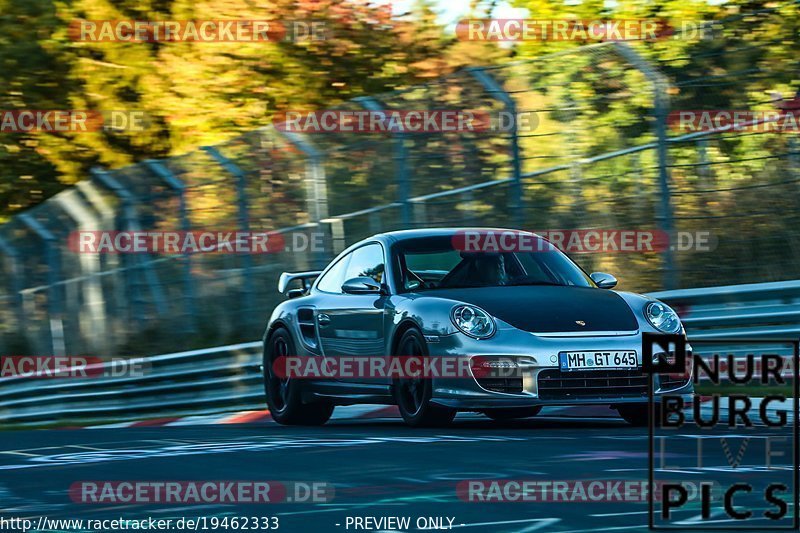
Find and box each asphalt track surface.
[0,410,795,533]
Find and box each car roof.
[374,227,541,244]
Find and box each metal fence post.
[0,235,25,335]
[19,213,65,356]
[368,211,381,235]
[614,43,677,289]
[143,160,197,332]
[462,190,476,226]
[76,180,120,351]
[393,131,411,227]
[273,130,329,268]
[202,146,257,326]
[90,168,167,321]
[55,189,109,355]
[788,137,799,181]
[468,67,524,228]
[412,199,427,227]
[632,151,646,223]
[323,218,346,255]
[356,97,412,228]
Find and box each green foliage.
[0,0,470,218]
[499,0,800,288]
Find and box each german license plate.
[558,351,638,371]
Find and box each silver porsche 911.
[262,228,693,427]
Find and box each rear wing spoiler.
[278,271,322,297]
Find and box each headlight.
[645,301,682,334]
[451,305,496,339]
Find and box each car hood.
[426,285,639,334]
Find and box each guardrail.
[0,342,263,426]
[651,280,800,341]
[1,280,798,427]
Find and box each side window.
[316,254,351,293]
[344,244,385,285]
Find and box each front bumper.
[426,327,694,410]
[433,389,695,410]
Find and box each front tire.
[484,406,542,421]
[392,329,456,428]
[617,404,656,426]
[263,327,334,425]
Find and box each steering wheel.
[437,259,471,288]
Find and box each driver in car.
[471,254,508,286]
[439,253,510,288]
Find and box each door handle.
[317,313,331,327]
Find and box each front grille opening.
[654,350,691,391]
[476,377,524,394]
[537,369,648,400]
[658,374,690,391]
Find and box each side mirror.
[590,272,618,289]
[342,276,382,295]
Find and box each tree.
[0,0,469,219]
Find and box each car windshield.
[395,235,594,292]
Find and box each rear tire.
[392,329,456,428]
[484,406,542,421]
[263,327,334,425]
